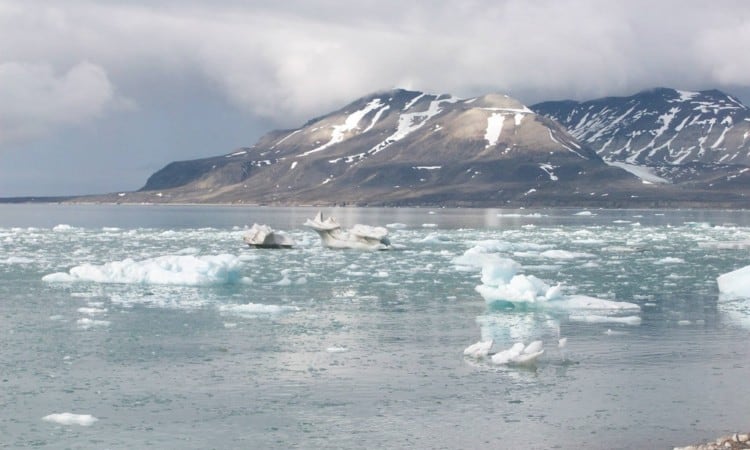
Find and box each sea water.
[1,204,749,449]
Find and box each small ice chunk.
[326,346,348,353]
[42,413,98,426]
[77,318,111,329]
[491,341,544,365]
[568,314,642,325]
[540,250,596,259]
[386,223,407,229]
[77,307,107,315]
[554,295,640,311]
[219,303,299,317]
[463,340,493,358]
[655,257,685,265]
[52,224,75,232]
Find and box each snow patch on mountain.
[301,98,386,156]
[485,113,506,147]
[606,161,669,184]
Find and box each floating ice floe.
[242,223,295,249]
[474,257,640,312]
[304,211,390,250]
[491,341,544,365]
[42,412,98,426]
[77,318,111,329]
[42,254,248,286]
[474,257,561,304]
[463,339,494,358]
[218,303,299,318]
[464,339,544,365]
[492,341,544,365]
[568,314,642,325]
[0,256,34,265]
[717,265,750,299]
[326,346,349,353]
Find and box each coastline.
[674,432,750,450]
[1,195,750,210]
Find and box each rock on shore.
[674,432,750,450]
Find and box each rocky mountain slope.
[532,88,750,187]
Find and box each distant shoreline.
[1,195,749,210]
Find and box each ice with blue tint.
[2,204,750,450]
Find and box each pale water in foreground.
[1,205,749,449]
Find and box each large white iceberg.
[717,265,750,299]
[42,254,246,286]
[304,211,390,250]
[242,223,295,249]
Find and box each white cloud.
[0,0,749,139]
[0,61,132,145]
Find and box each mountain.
[93,89,675,207]
[532,88,750,186]
[81,88,750,208]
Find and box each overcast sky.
[2,0,750,196]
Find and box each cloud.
[0,61,133,145]
[0,0,749,135]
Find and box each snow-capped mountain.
[129,89,661,207]
[532,88,750,184]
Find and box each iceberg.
[717,265,750,299]
[242,223,295,249]
[304,211,390,250]
[474,257,640,311]
[42,254,246,286]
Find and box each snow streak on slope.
[369,96,460,156]
[339,95,461,162]
[301,99,387,157]
[606,161,669,184]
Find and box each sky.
[1,0,750,197]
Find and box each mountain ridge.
[65,87,750,208]
[532,88,750,185]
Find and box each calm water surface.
[1,204,749,449]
